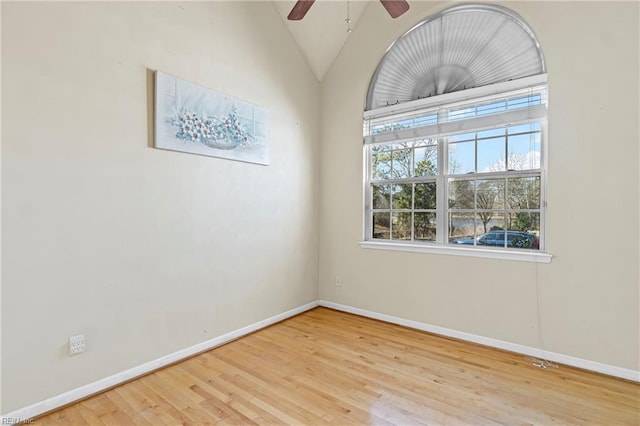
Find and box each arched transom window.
[362,4,551,262]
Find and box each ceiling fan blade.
[287,0,316,20]
[380,0,410,18]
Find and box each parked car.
[454,230,539,249]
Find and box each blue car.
[454,231,539,249]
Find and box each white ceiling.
[273,0,369,81]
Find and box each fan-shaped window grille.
[366,4,545,110]
[361,4,550,261]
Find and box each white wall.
[1,2,320,412]
[319,1,639,371]
[2,0,638,415]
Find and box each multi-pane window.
[371,139,438,241]
[364,77,547,251]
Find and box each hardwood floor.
[37,307,639,425]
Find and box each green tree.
[513,212,533,231]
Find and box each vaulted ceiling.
[272,0,369,81]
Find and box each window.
[361,5,550,262]
[364,78,546,252]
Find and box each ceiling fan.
[287,0,410,21]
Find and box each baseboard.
[4,298,637,423]
[319,300,640,383]
[1,301,319,423]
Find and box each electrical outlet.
[69,334,86,356]
[335,276,342,287]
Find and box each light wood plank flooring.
[37,307,639,425]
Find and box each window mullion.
[364,145,372,240]
[435,109,447,245]
[411,182,415,241]
[437,136,447,244]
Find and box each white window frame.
[360,74,552,263]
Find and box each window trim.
[359,240,553,263]
[365,74,549,120]
[361,75,552,262]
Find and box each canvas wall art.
[154,71,269,165]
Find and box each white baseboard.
[1,301,319,424]
[319,300,640,383]
[4,298,637,423]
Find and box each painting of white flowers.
[154,71,269,165]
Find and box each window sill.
[359,241,553,263]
